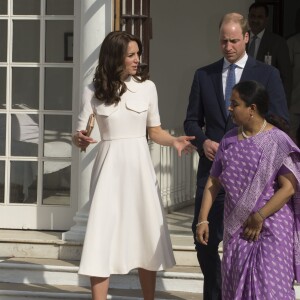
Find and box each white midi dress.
[77,76,176,277]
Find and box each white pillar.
[63,0,113,242]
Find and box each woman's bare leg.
[90,276,109,300]
[138,268,156,300]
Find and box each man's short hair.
[219,13,249,36]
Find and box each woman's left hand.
[173,136,197,156]
[242,212,264,242]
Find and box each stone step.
[1,244,300,299]
[0,283,202,300]
[0,229,200,266]
[1,273,300,300]
[0,229,82,261]
[171,234,199,266]
[0,257,202,294]
[4,226,300,299]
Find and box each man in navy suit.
[184,13,289,300]
[247,2,292,106]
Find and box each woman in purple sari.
[196,80,300,299]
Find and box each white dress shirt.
[222,53,248,98]
[249,29,265,58]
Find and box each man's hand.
[203,139,219,161]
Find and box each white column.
[63,0,113,242]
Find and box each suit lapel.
[211,59,228,120]
[240,56,257,81]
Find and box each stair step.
[0,257,202,294]
[0,283,202,300]
[0,229,82,260]
[171,234,198,266]
[0,283,90,300]
[0,229,203,266]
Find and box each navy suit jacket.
[184,56,289,184]
[247,30,292,106]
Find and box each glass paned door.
[0,0,77,230]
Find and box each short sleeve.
[210,147,223,178]
[146,81,161,127]
[76,85,94,131]
[278,164,292,176]
[210,129,238,178]
[279,153,298,176]
[210,139,225,178]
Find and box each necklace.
[241,119,267,139]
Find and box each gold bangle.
[196,221,209,227]
[257,209,265,220]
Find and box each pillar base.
[62,202,90,242]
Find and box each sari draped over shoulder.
[211,127,300,300]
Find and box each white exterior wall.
[150,0,253,129]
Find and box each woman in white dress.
[72,31,195,300]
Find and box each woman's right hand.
[72,131,97,151]
[196,223,209,245]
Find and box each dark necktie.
[224,64,237,115]
[248,35,257,57]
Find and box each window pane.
[0,161,4,203]
[45,68,72,110]
[0,114,6,155]
[64,33,73,62]
[0,20,7,61]
[13,0,40,15]
[44,115,72,157]
[12,68,39,109]
[0,0,7,14]
[10,161,37,204]
[42,162,70,205]
[0,67,6,107]
[11,113,39,156]
[45,20,73,63]
[46,0,74,15]
[13,20,40,62]
[0,161,5,203]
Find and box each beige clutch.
[80,113,95,152]
[85,113,95,137]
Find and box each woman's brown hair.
[93,31,149,105]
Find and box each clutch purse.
[80,113,95,152]
[85,113,95,137]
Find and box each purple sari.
[211,127,300,299]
